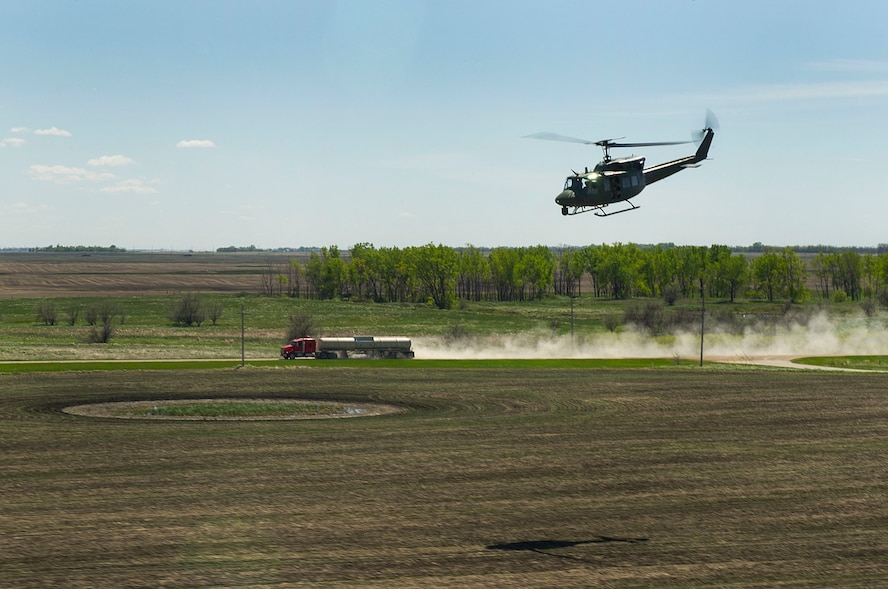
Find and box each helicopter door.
[611,176,621,198]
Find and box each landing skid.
[561,201,640,217]
[595,201,640,217]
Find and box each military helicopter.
[526,112,717,216]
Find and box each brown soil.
[0,251,298,296]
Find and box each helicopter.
[526,112,717,216]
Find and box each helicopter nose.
[555,189,574,206]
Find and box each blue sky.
[2,0,888,250]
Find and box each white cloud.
[34,126,72,137]
[176,139,215,148]
[3,201,50,215]
[99,179,158,194]
[27,164,115,184]
[10,127,29,133]
[1,137,26,148]
[87,154,135,167]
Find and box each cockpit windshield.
[565,177,583,191]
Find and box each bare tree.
[286,312,317,341]
[83,301,123,344]
[206,301,224,326]
[170,294,205,327]
[260,264,273,295]
[66,304,81,326]
[36,300,58,326]
[85,318,115,343]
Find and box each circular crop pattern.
[63,398,404,420]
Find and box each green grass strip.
[137,401,344,418]
[794,355,888,370]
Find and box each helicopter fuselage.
[556,156,646,213]
[555,126,715,216]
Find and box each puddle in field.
[63,398,404,420]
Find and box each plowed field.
[0,252,292,296]
[2,366,887,588]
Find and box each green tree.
[349,242,380,301]
[673,246,705,298]
[721,254,749,303]
[410,243,458,309]
[780,246,808,303]
[554,247,584,297]
[640,246,675,298]
[489,247,522,301]
[377,246,412,302]
[580,245,606,297]
[597,243,643,299]
[306,246,348,300]
[862,254,879,299]
[811,252,836,299]
[837,250,862,301]
[457,244,490,301]
[518,245,555,300]
[704,245,733,298]
[304,252,323,299]
[753,248,782,302]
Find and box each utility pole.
[570,295,575,344]
[241,303,246,368]
[699,278,705,367]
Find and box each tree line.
[259,243,888,309]
[33,244,126,253]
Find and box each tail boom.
[643,128,714,186]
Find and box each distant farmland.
[0,251,297,297]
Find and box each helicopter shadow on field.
[486,536,649,562]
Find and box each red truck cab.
[280,337,317,359]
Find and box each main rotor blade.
[525,133,693,149]
[523,132,598,145]
[607,140,694,148]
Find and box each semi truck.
[280,336,414,360]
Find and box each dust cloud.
[413,312,888,362]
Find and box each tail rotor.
[694,109,720,142]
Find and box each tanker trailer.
[281,336,414,359]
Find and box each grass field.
[2,365,887,588]
[795,355,888,370]
[2,250,884,363]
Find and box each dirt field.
[2,366,886,588]
[0,251,295,296]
